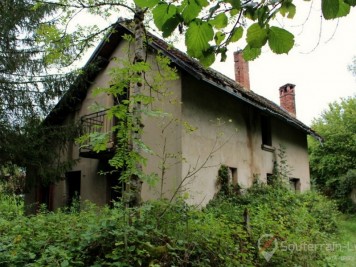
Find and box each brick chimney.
[279,83,296,117]
[234,50,250,90]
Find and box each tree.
[0,0,72,121]
[308,96,356,210]
[34,0,356,68]
[0,1,80,191]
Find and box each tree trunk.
[128,7,145,206]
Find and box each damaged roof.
[45,22,321,141]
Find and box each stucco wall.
[180,73,310,206]
[272,119,310,191]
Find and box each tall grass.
[330,215,356,267]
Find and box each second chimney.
[234,50,250,90]
[279,83,296,117]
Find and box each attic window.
[261,115,272,147]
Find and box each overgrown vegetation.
[0,179,340,266]
[309,96,356,212]
[330,215,356,266]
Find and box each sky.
[211,2,356,126]
[77,1,356,126]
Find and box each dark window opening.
[65,171,81,207]
[38,184,54,211]
[261,115,272,146]
[107,171,123,206]
[99,160,123,206]
[289,178,301,193]
[267,173,273,185]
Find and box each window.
[99,159,123,206]
[289,178,301,193]
[261,115,272,147]
[266,173,273,185]
[65,171,81,206]
[38,184,54,211]
[228,167,238,185]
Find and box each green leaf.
[229,26,243,43]
[268,26,294,54]
[344,0,356,6]
[199,50,216,67]
[210,13,228,29]
[230,8,239,16]
[322,0,339,19]
[257,6,269,25]
[134,0,159,8]
[214,31,225,45]
[153,3,177,31]
[182,0,202,23]
[220,47,227,62]
[196,0,209,7]
[337,0,350,17]
[246,23,268,48]
[226,0,241,9]
[279,2,296,19]
[242,45,261,61]
[186,20,214,58]
[244,6,257,21]
[162,16,180,37]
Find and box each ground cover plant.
[328,214,356,267]
[0,180,340,267]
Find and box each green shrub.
[207,185,340,266]
[0,193,23,221]
[0,185,340,266]
[335,169,356,213]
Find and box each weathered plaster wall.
[140,60,183,202]
[272,119,310,191]
[180,73,310,206]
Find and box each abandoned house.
[25,23,321,212]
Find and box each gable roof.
[45,22,321,141]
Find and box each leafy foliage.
[0,0,75,122]
[0,0,83,191]
[133,0,352,64]
[309,96,356,212]
[27,0,356,77]
[0,184,340,266]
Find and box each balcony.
[79,109,115,159]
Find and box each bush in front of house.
[207,184,340,266]
[0,185,339,266]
